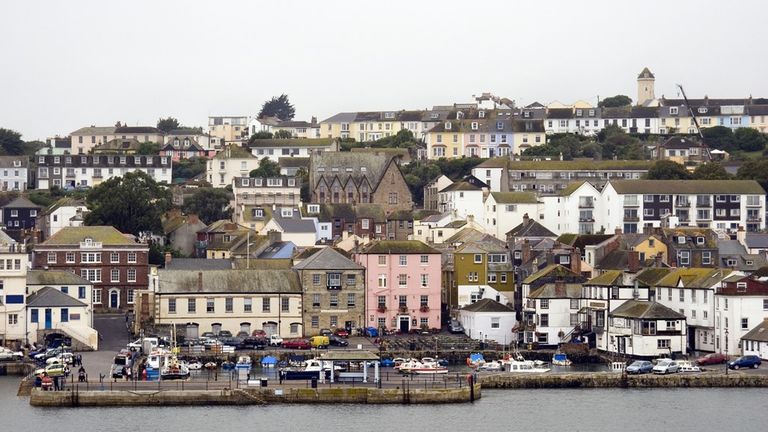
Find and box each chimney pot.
[164,252,172,267]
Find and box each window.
[346,274,356,285]
[741,318,749,330]
[78,286,86,299]
[327,272,341,289]
[189,298,197,313]
[399,255,407,266]
[31,309,38,323]
[540,299,549,309]
[93,289,102,304]
[398,274,408,288]
[378,274,387,288]
[312,294,321,308]
[47,252,57,264]
[764,299,768,311]
[110,252,119,263]
[311,316,319,328]
[669,107,679,115]
[282,297,290,312]
[500,273,507,283]
[378,256,387,266]
[420,295,428,307]
[641,321,656,335]
[361,219,369,229]
[347,293,356,308]
[111,269,120,282]
[377,296,386,309]
[80,252,101,263]
[127,252,137,263]
[487,273,497,283]
[225,297,233,313]
[540,314,549,327]
[420,274,429,287]
[398,295,407,308]
[491,318,500,329]
[702,251,712,265]
[80,269,101,282]
[678,251,690,265]
[679,289,685,302]
[127,268,136,282]
[420,255,429,265]
[66,252,75,263]
[312,274,321,285]
[474,254,482,263]
[206,298,215,313]
[657,339,671,349]
[168,299,177,314]
[262,297,270,312]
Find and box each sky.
[2,0,767,140]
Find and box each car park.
[728,355,761,370]
[652,359,680,374]
[626,360,653,374]
[696,353,729,366]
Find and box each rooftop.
[610,300,685,320]
[490,192,538,204]
[461,298,515,313]
[42,226,138,246]
[157,269,301,294]
[26,270,91,286]
[27,287,87,308]
[358,240,439,255]
[610,180,765,195]
[293,247,364,270]
[508,160,653,171]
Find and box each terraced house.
[293,247,366,333]
[32,226,149,311]
[320,110,444,142]
[452,235,515,308]
[36,154,173,190]
[247,138,338,162]
[0,155,29,191]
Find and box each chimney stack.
[570,247,582,274]
[164,252,172,267]
[522,213,530,226]
[628,250,640,273]
[736,226,746,245]
[521,239,531,264]
[197,272,203,292]
[614,226,622,236]
[654,252,663,268]
[268,230,282,244]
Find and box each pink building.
[355,240,442,333]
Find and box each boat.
[281,359,332,380]
[552,352,572,366]
[380,358,395,367]
[392,358,407,369]
[221,360,235,370]
[398,359,449,375]
[477,360,503,371]
[235,355,252,370]
[204,361,217,370]
[160,356,190,380]
[507,360,551,373]
[677,360,702,373]
[466,353,485,368]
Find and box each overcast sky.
[2,0,766,140]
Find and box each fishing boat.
[507,360,550,373]
[398,359,449,375]
[552,351,572,366]
[160,356,190,380]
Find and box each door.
[44,309,52,329]
[618,336,626,354]
[109,290,119,309]
[399,316,410,333]
[263,322,278,336]
[185,323,199,340]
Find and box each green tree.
[734,128,767,152]
[296,167,310,203]
[249,158,281,178]
[137,141,161,155]
[0,128,25,155]
[274,130,293,139]
[182,188,232,225]
[646,160,691,180]
[149,243,185,265]
[692,162,731,180]
[598,124,640,159]
[598,95,632,108]
[701,126,735,151]
[172,157,208,181]
[249,131,273,142]
[258,94,295,121]
[156,117,180,133]
[84,171,171,235]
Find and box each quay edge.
[479,373,768,389]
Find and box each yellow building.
[625,233,667,264]
[208,116,249,144]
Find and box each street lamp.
[724,328,729,376]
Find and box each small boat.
[392,358,407,369]
[466,353,485,368]
[235,356,252,370]
[507,360,550,373]
[281,359,332,380]
[380,358,395,367]
[187,359,203,370]
[160,356,190,380]
[678,360,702,373]
[552,352,572,366]
[204,361,217,370]
[221,360,235,370]
[477,360,503,371]
[399,359,449,375]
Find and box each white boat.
[399,359,449,375]
[507,360,551,373]
[160,356,190,380]
[236,355,252,368]
[677,360,702,373]
[552,352,572,366]
[187,359,203,370]
[477,360,503,371]
[393,357,413,370]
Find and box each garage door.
[262,322,278,336]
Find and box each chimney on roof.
[523,213,530,226]
[654,252,664,268]
[522,239,531,264]
[187,214,199,225]
[311,116,317,125]
[614,227,622,236]
[197,272,203,292]
[570,247,582,274]
[546,249,554,265]
[736,225,746,244]
[268,230,282,244]
[628,250,640,273]
[164,252,172,267]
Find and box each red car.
[251,329,267,338]
[334,328,349,338]
[281,339,311,350]
[696,353,729,365]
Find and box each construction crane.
[676,83,704,139]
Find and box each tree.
[0,128,25,155]
[172,157,207,181]
[149,243,184,265]
[598,124,641,159]
[692,162,731,180]
[646,160,690,180]
[249,158,281,178]
[598,95,632,108]
[182,188,232,225]
[701,126,735,151]
[734,128,767,152]
[156,117,180,133]
[137,141,161,155]
[84,171,171,235]
[274,130,293,139]
[258,94,295,121]
[249,131,273,142]
[737,159,768,192]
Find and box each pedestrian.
[121,366,127,381]
[78,366,86,383]
[126,366,132,381]
[41,373,53,391]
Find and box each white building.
[248,138,337,162]
[715,273,768,357]
[261,208,319,247]
[206,146,261,188]
[483,192,541,240]
[741,319,768,359]
[231,176,301,230]
[458,299,516,344]
[437,181,485,227]
[37,198,88,240]
[0,156,29,191]
[36,154,172,190]
[472,158,509,192]
[606,300,687,358]
[524,280,583,346]
[540,181,602,235]
[0,232,28,346]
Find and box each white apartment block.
[36,154,172,190]
[0,156,29,191]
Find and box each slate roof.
[719,240,747,256]
[528,282,583,299]
[164,258,233,270]
[115,126,162,134]
[444,228,487,245]
[587,270,625,286]
[506,218,556,238]
[40,198,86,217]
[213,145,255,159]
[0,156,29,168]
[358,240,439,255]
[157,269,301,294]
[272,214,316,233]
[26,270,91,286]
[70,126,116,135]
[556,234,614,250]
[248,138,334,148]
[661,137,705,150]
[609,180,765,195]
[742,319,768,342]
[638,67,655,79]
[293,247,363,270]
[310,151,394,190]
[490,192,538,204]
[546,108,573,119]
[440,181,481,193]
[27,287,87,308]
[278,157,310,168]
[508,160,653,171]
[634,268,673,287]
[522,264,580,285]
[94,138,142,153]
[42,226,137,245]
[655,268,732,288]
[475,158,511,169]
[461,298,515,313]
[610,300,685,320]
[2,197,42,209]
[355,204,386,222]
[455,235,508,254]
[744,233,768,249]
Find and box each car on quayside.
[652,359,680,374]
[281,339,311,350]
[696,353,729,366]
[626,360,653,374]
[728,355,761,370]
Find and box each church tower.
[637,67,655,106]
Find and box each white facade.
[250,142,336,162]
[655,283,719,353]
[36,155,173,190]
[483,193,542,240]
[472,166,505,193]
[457,285,513,308]
[606,315,687,358]
[438,187,485,228]
[44,203,88,239]
[715,294,768,357]
[459,308,516,344]
[0,242,29,344]
[0,156,29,191]
[540,181,603,235]
[207,155,261,188]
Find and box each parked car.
[201,332,216,339]
[626,360,653,374]
[252,329,267,338]
[364,327,379,338]
[282,339,311,350]
[35,363,67,377]
[449,320,465,334]
[652,359,680,374]
[329,335,349,347]
[696,353,729,366]
[310,335,329,349]
[46,352,74,365]
[235,331,249,339]
[319,329,333,337]
[35,347,68,361]
[0,347,24,361]
[728,355,761,370]
[334,328,350,338]
[269,334,283,347]
[238,337,267,350]
[218,330,233,338]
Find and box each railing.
[696,201,712,207]
[675,201,690,207]
[624,216,640,222]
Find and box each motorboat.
[477,360,504,371]
[380,358,395,367]
[398,359,448,375]
[187,359,203,370]
[221,360,235,370]
[392,358,407,369]
[507,360,550,373]
[281,359,332,380]
[552,352,572,366]
[677,360,702,373]
[160,356,190,380]
[466,353,485,368]
[235,355,252,371]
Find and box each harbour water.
[2,377,767,432]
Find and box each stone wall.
[479,373,768,389]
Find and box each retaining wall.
[479,372,768,389]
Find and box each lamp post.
[724,328,729,375]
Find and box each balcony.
[747,216,762,222]
[696,200,712,207]
[579,217,595,222]
[624,216,640,222]
[377,306,387,313]
[578,201,594,209]
[675,200,690,207]
[623,201,639,208]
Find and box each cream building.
[154,269,303,338]
[207,145,261,187]
[208,116,249,144]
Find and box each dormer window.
[120,156,127,164]
[589,109,595,117]
[576,109,583,116]
[81,156,87,164]
[288,178,296,187]
[457,112,464,120]
[384,112,394,119]
[83,237,93,246]
[65,157,72,164]
[281,208,293,217]
[698,107,707,114]
[184,138,190,147]
[696,237,705,245]
[670,107,679,115]
[524,111,531,118]
[39,156,45,164]
[678,236,686,244]
[241,178,249,187]
[479,111,485,118]
[496,122,503,130]
[134,156,141,165]
[471,122,479,130]
[255,178,263,186]
[13,160,21,167]
[430,113,439,119]
[174,138,180,146]
[307,204,320,214]
[445,122,452,130]
[252,208,264,217]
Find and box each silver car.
[652,359,680,374]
